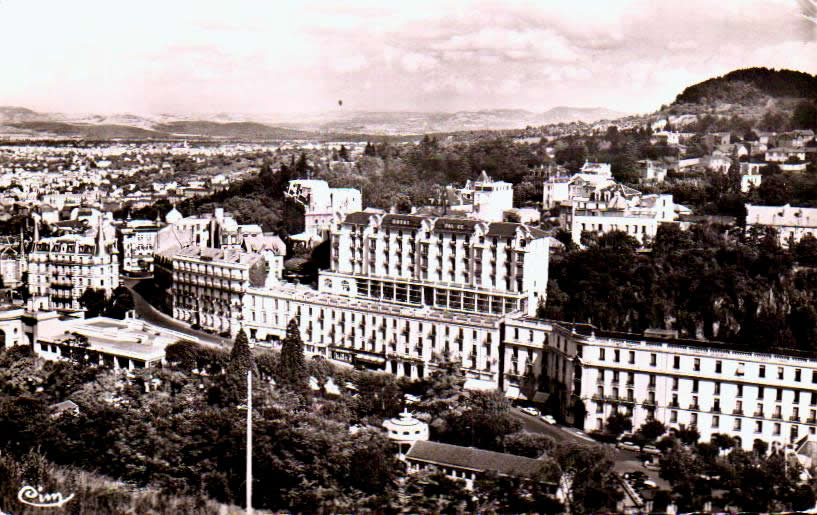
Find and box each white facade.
[26,229,119,312]
[765,148,807,163]
[118,219,162,274]
[745,204,817,245]
[286,180,363,245]
[322,213,549,317]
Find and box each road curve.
[125,284,230,348]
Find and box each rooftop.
[406,440,547,476]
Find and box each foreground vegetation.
[0,324,621,513]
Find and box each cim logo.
[17,485,75,508]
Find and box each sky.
[0,0,815,116]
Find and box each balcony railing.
[733,409,744,415]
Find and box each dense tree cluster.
[674,68,817,105]
[543,224,817,350]
[0,337,625,512]
[657,432,815,512]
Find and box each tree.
[228,329,254,376]
[338,145,350,161]
[79,288,107,318]
[104,286,134,319]
[675,424,700,446]
[635,419,666,445]
[402,470,472,513]
[554,443,622,514]
[474,466,563,513]
[605,411,632,437]
[278,319,309,397]
[710,433,735,452]
[503,431,555,458]
[792,101,817,131]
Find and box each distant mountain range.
[0,105,627,140]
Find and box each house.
[765,147,807,163]
[745,203,817,245]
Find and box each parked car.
[642,445,660,455]
[617,441,640,452]
[541,415,557,424]
[520,406,541,417]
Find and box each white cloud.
[401,52,439,72]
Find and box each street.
[124,280,229,347]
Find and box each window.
[777,388,783,402]
[738,384,743,398]
[755,421,763,433]
[778,367,784,380]
[812,370,817,384]
[694,358,700,372]
[598,348,605,361]
[734,418,742,431]
[629,351,635,364]
[649,374,656,387]
[650,353,657,366]
[759,365,766,378]
[673,356,680,369]
[672,377,679,391]
[756,403,764,417]
[614,350,620,363]
[671,410,678,423]
[691,413,698,426]
[716,360,722,373]
[813,392,817,406]
[692,379,699,393]
[737,363,745,377]
[715,382,721,395]
[796,391,801,404]
[774,423,781,436]
[672,394,679,407]
[758,387,765,400]
[712,416,720,428]
[796,368,802,382]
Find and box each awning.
[463,378,498,392]
[533,391,551,404]
[355,354,386,364]
[504,386,522,400]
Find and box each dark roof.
[433,218,481,234]
[486,222,521,238]
[406,441,545,476]
[342,212,374,225]
[381,214,425,230]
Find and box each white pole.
[246,369,252,515]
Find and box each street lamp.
[238,369,253,514]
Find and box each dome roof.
[165,207,183,224]
[382,409,429,443]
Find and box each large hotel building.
[167,209,817,451]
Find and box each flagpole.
[246,368,252,515]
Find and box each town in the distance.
[2,67,817,513]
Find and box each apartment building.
[26,223,119,312]
[170,245,283,335]
[118,219,163,274]
[444,172,514,222]
[321,213,549,317]
[571,325,817,451]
